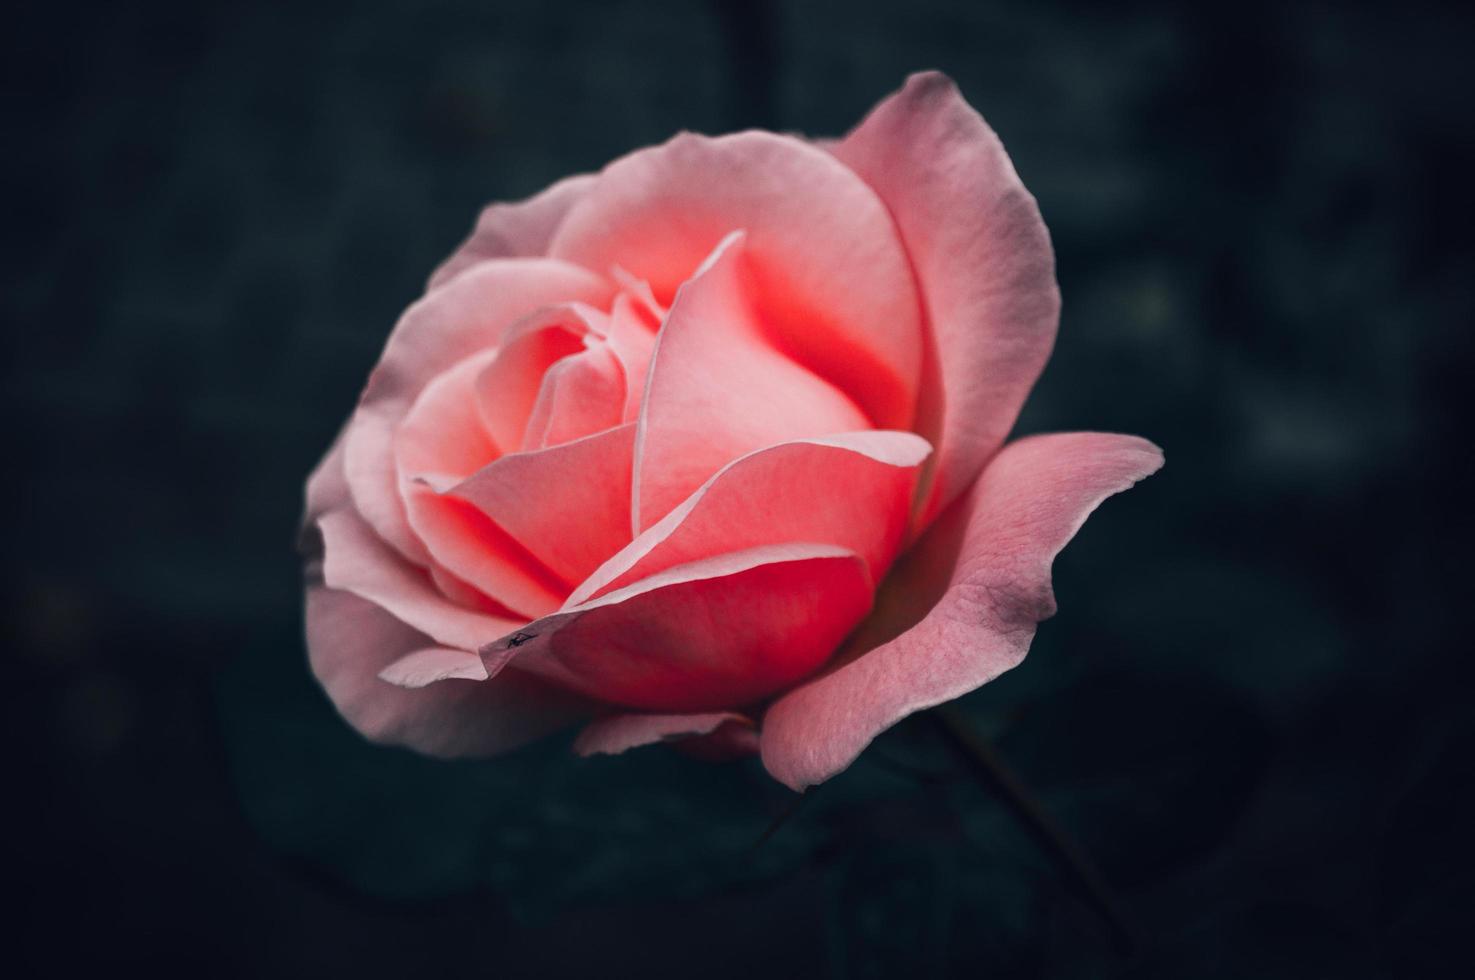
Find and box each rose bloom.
[300,72,1161,790]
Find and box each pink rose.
[301,72,1162,790]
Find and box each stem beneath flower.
[929,705,1141,956]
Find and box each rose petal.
[399,490,566,620]
[572,711,750,756]
[378,647,491,688]
[632,233,870,531]
[446,423,636,587]
[487,543,875,712]
[346,260,612,563]
[521,343,625,449]
[760,433,1164,791]
[470,305,595,454]
[395,348,500,483]
[393,347,569,618]
[427,173,596,290]
[317,508,522,651]
[307,585,587,757]
[603,293,658,422]
[569,430,931,606]
[550,130,922,428]
[832,72,1061,527]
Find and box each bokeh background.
[8,1,1473,976]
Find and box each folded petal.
[446,423,636,588]
[550,131,922,428]
[427,173,596,290]
[603,293,658,422]
[394,348,499,484]
[346,260,612,562]
[470,305,596,454]
[378,647,491,688]
[393,348,569,618]
[307,585,588,758]
[760,433,1164,791]
[572,711,750,756]
[569,430,931,606]
[632,233,870,531]
[317,508,523,651]
[832,72,1061,527]
[521,343,625,449]
[488,543,874,713]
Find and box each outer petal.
[632,233,870,531]
[550,131,922,428]
[345,260,612,562]
[427,173,596,290]
[572,711,750,756]
[486,544,874,713]
[306,584,587,757]
[444,423,637,588]
[569,430,931,606]
[832,72,1061,527]
[760,433,1164,791]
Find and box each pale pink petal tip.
[760,432,1163,791]
[573,712,752,757]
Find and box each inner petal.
[632,232,870,532]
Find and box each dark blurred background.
[6,1,1473,976]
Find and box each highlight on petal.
[487,543,875,713]
[569,430,931,607]
[760,433,1164,791]
[317,508,522,651]
[832,71,1061,527]
[428,173,596,290]
[307,584,588,758]
[550,130,922,428]
[573,711,750,757]
[632,233,870,531]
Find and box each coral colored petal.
[471,311,590,454]
[760,433,1163,790]
[428,173,596,290]
[521,343,625,449]
[633,234,870,531]
[486,544,875,713]
[401,490,566,620]
[306,585,588,757]
[345,260,612,562]
[550,130,921,428]
[570,430,931,606]
[393,348,570,618]
[604,294,658,422]
[445,423,637,587]
[394,348,500,481]
[572,711,750,756]
[832,72,1061,528]
[317,508,523,651]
